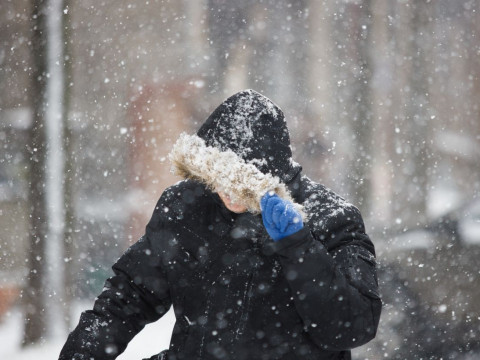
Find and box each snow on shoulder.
[168,132,305,217]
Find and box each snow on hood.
[168,132,305,217]
[196,89,301,183]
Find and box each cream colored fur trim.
[168,132,306,218]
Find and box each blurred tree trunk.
[24,0,72,342]
[404,1,431,226]
[62,0,75,330]
[23,0,48,346]
[349,0,374,214]
[391,0,432,227]
[331,0,374,213]
[462,3,480,197]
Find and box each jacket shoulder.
[147,180,213,231]
[300,176,363,233]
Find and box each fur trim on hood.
[169,132,306,217]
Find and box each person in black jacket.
[59,89,381,360]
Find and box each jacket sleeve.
[269,205,382,351]
[58,218,172,360]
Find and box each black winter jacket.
[59,90,381,360]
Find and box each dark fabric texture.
[59,91,381,360]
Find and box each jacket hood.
[168,90,305,216]
[197,89,300,183]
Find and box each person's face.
[217,191,248,214]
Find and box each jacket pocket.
[339,245,381,300]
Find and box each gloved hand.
[260,192,304,241]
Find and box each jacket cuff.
[264,227,315,257]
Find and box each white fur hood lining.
[168,133,305,217]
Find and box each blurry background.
[1,0,479,359]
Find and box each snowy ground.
[0,303,176,360]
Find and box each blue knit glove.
[260,192,304,241]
